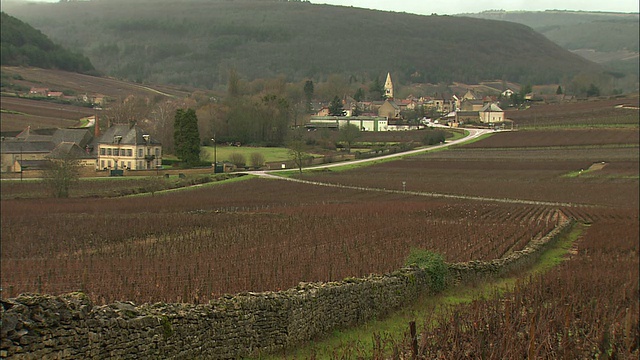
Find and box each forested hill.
[462,10,639,52]
[2,0,601,89]
[0,12,96,74]
[462,10,639,78]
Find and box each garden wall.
[1,218,573,359]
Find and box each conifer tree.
[328,95,346,116]
[173,108,201,166]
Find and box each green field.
[201,145,300,163]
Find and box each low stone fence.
[1,216,574,359]
[448,215,574,284]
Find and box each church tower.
[384,72,394,99]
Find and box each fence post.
[410,320,418,359]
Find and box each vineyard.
[302,130,639,209]
[505,97,639,128]
[1,97,639,357]
[372,207,639,359]
[1,178,562,304]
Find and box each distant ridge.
[2,0,602,89]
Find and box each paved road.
[245,127,492,178]
[241,128,590,207]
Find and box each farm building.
[308,116,389,131]
[0,127,93,173]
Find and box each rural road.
[245,127,492,178]
[242,128,584,207]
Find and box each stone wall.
[1,217,574,359]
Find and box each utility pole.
[211,135,217,173]
[20,144,23,181]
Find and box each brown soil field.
[303,144,639,208]
[1,66,194,132]
[1,96,95,132]
[506,97,639,127]
[1,66,192,99]
[462,128,639,148]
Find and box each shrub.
[422,130,446,145]
[250,152,265,169]
[230,152,246,168]
[404,248,448,292]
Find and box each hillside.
[0,12,96,74]
[0,66,193,133]
[462,10,639,77]
[1,0,601,90]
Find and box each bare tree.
[103,95,151,127]
[250,152,265,169]
[43,153,81,198]
[338,123,361,153]
[147,100,177,154]
[287,128,311,174]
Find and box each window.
[101,160,105,168]
[107,148,112,155]
[100,148,105,155]
[127,161,131,169]
[138,149,143,157]
[127,149,132,157]
[113,148,119,156]
[155,148,160,157]
[121,161,125,169]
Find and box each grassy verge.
[257,222,584,359]
[202,146,314,163]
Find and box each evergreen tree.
[353,87,365,102]
[328,95,346,116]
[173,108,201,166]
[586,83,600,97]
[556,85,563,95]
[368,77,385,101]
[303,80,314,113]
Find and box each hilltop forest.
[1,0,605,90]
[0,12,96,74]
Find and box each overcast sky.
[7,0,640,14]
[308,0,639,15]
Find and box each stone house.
[1,141,55,172]
[479,103,505,123]
[1,127,93,173]
[460,98,485,112]
[377,99,401,119]
[96,125,162,171]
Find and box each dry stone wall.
[1,218,574,359]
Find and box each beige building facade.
[97,125,162,170]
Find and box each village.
[1,72,565,176]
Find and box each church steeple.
[384,72,394,99]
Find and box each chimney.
[94,114,101,138]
